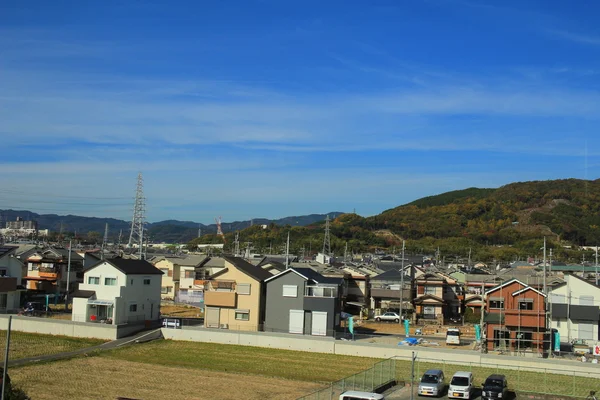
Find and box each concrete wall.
[161,327,600,378]
[265,271,305,333]
[0,315,146,340]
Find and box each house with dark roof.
[369,268,412,315]
[23,247,83,292]
[0,246,25,312]
[71,258,163,325]
[264,267,345,336]
[549,274,600,345]
[203,256,272,331]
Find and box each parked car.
[339,390,385,400]
[375,312,400,323]
[418,369,445,397]
[481,374,508,400]
[446,328,461,345]
[448,371,473,399]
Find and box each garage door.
[205,307,220,328]
[311,311,328,336]
[289,310,304,334]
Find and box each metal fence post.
[544,368,547,394]
[1,316,12,400]
[329,382,333,400]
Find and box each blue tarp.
[404,338,419,345]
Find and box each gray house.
[264,267,343,336]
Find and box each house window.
[424,286,436,295]
[160,268,169,275]
[88,276,100,285]
[235,310,250,321]
[161,286,173,294]
[184,270,194,279]
[0,269,7,277]
[489,300,504,309]
[237,283,251,295]
[129,304,137,312]
[180,289,188,295]
[143,278,151,285]
[518,300,533,310]
[104,277,117,286]
[283,285,298,297]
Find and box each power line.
[0,188,130,200]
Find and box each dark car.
[481,374,508,400]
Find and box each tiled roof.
[223,255,272,281]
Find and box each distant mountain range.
[0,209,344,243]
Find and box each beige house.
[153,255,208,300]
[203,256,271,331]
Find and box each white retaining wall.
[161,328,600,378]
[0,315,146,340]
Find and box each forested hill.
[369,178,600,245]
[192,178,600,260]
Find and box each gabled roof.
[413,294,445,304]
[484,278,526,296]
[86,258,163,275]
[512,286,546,297]
[0,246,17,260]
[294,267,342,285]
[371,269,411,281]
[223,255,272,282]
[264,268,309,283]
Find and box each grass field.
[101,340,377,382]
[0,331,105,362]
[9,357,323,400]
[160,303,203,318]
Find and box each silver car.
[418,369,445,397]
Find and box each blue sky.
[1,0,600,223]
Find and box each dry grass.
[9,357,322,400]
[160,303,203,318]
[101,340,376,383]
[0,331,104,362]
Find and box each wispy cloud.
[547,29,600,46]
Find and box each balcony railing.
[305,286,337,298]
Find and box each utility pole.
[594,246,598,286]
[285,231,290,269]
[323,215,331,257]
[480,281,486,353]
[234,232,240,256]
[344,242,348,263]
[400,240,406,323]
[65,240,72,309]
[410,351,417,400]
[543,237,547,295]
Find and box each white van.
[446,328,461,345]
[448,371,473,399]
[339,391,385,400]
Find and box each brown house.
[484,278,546,353]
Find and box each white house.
[0,246,25,313]
[71,258,163,325]
[549,274,600,344]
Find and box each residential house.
[369,268,412,316]
[0,246,25,312]
[549,274,600,344]
[203,256,272,331]
[413,272,446,323]
[71,258,163,324]
[178,255,209,304]
[264,267,344,336]
[483,278,546,353]
[24,247,82,293]
[341,265,370,306]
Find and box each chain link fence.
[297,358,396,400]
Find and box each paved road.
[8,328,163,367]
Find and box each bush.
[464,307,481,324]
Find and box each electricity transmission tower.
[128,173,146,259]
[322,215,331,256]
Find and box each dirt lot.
[10,357,322,400]
[160,303,204,318]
